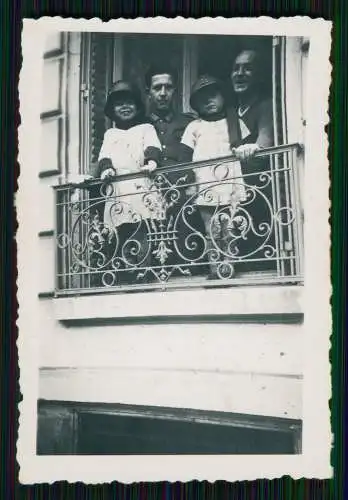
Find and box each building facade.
[36,31,307,454]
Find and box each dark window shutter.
[81,33,113,175]
[89,34,113,165]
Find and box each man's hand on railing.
[233,143,260,161]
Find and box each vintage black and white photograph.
[18,17,331,483]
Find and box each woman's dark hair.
[145,63,178,89]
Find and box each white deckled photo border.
[17,16,332,483]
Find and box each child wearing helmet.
[179,75,247,280]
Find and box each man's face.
[148,74,175,113]
[231,51,257,95]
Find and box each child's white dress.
[98,124,162,228]
[180,118,246,207]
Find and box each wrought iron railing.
[54,143,303,295]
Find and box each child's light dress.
[180,118,246,207]
[98,124,162,229]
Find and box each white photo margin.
[17,16,332,483]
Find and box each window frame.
[80,33,286,170]
[52,34,305,301]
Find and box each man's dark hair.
[232,49,260,74]
[145,63,178,89]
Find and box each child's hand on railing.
[141,160,157,174]
[100,168,116,180]
[233,143,260,161]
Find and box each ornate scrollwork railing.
[54,143,303,294]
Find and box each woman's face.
[231,50,257,95]
[195,87,225,117]
[112,94,138,122]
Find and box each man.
[145,64,205,276]
[228,49,275,272]
[145,63,195,176]
[229,49,274,155]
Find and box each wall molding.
[53,285,304,323]
[38,399,301,432]
[39,365,302,419]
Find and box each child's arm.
[99,159,116,180]
[179,121,196,163]
[178,122,196,190]
[178,143,194,163]
[142,124,162,173]
[97,130,117,178]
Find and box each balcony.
[54,144,303,297]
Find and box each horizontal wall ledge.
[39,366,302,420]
[38,399,302,433]
[53,285,303,323]
[38,291,55,299]
[38,169,60,179]
[38,230,54,238]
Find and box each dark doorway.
[37,401,302,455]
